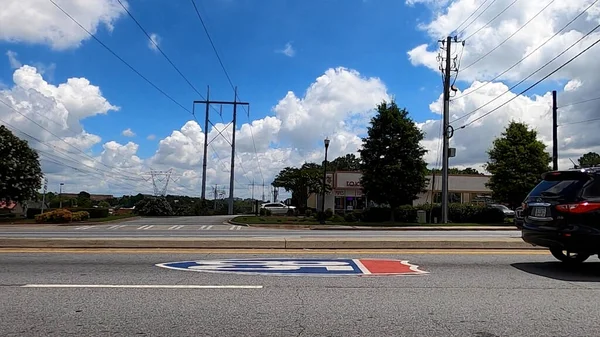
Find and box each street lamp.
[59,183,64,209]
[320,137,330,224]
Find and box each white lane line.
[199,225,207,230]
[168,225,184,230]
[75,226,93,230]
[206,225,213,230]
[20,284,263,289]
[229,225,241,230]
[108,225,125,230]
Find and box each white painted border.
[21,284,263,289]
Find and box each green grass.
[85,214,138,222]
[232,216,512,227]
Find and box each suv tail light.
[556,202,600,214]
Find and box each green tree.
[134,197,173,216]
[427,167,483,175]
[328,153,362,171]
[273,163,330,209]
[485,121,551,208]
[0,125,43,203]
[577,152,600,168]
[98,200,111,208]
[358,101,428,221]
[76,191,92,208]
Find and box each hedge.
[27,207,109,219]
[35,209,73,224]
[360,204,505,224]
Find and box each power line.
[189,0,265,184]
[558,96,600,109]
[559,117,600,127]
[451,0,599,101]
[452,0,493,36]
[463,0,519,40]
[48,0,192,115]
[0,98,143,181]
[457,0,498,37]
[456,30,600,130]
[461,0,554,72]
[452,22,600,125]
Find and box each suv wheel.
[549,247,590,265]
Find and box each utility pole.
[262,181,265,202]
[438,36,463,224]
[552,90,558,171]
[441,36,452,224]
[251,179,255,200]
[213,184,218,210]
[193,87,249,215]
[201,86,210,200]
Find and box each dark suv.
[521,167,600,264]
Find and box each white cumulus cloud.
[122,128,135,137]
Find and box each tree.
[328,154,362,171]
[0,125,43,203]
[98,201,111,208]
[273,163,330,209]
[134,197,173,216]
[427,167,483,175]
[578,152,600,168]
[358,101,428,221]
[485,121,551,208]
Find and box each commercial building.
[307,171,492,212]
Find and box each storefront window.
[434,192,462,204]
[334,197,344,210]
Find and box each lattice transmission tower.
[142,169,180,196]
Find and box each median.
[229,215,517,230]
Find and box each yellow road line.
[0,248,550,255]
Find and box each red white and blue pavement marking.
[155,258,428,277]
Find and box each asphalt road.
[2,250,600,336]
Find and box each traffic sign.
[155,258,428,277]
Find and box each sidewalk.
[229,220,517,231]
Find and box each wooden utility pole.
[552,90,558,171]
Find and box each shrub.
[331,214,345,222]
[35,209,72,224]
[27,208,55,219]
[344,212,358,223]
[134,198,174,216]
[259,208,272,216]
[66,208,109,218]
[324,208,334,219]
[71,211,90,222]
[364,203,506,224]
[305,209,313,217]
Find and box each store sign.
[336,172,362,189]
[346,181,360,187]
[335,190,346,196]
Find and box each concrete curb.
[0,237,540,250]
[230,220,517,231]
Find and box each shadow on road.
[512,261,600,282]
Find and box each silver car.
[260,202,296,215]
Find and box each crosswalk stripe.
[229,225,242,230]
[199,225,207,230]
[75,226,93,230]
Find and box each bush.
[71,211,90,222]
[259,208,272,216]
[331,214,345,223]
[362,203,506,224]
[344,212,358,223]
[134,198,174,216]
[66,208,109,218]
[35,209,72,224]
[361,207,418,223]
[27,208,55,219]
[304,209,313,217]
[325,208,334,219]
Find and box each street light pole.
[320,137,330,224]
[59,183,64,209]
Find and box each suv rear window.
[528,172,591,199]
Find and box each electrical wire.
[452,22,600,125]
[463,0,519,40]
[559,116,600,127]
[451,0,599,101]
[461,0,554,72]
[457,31,600,130]
[558,96,600,109]
[189,0,265,185]
[457,0,498,37]
[452,0,493,36]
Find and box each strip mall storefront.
[307,171,366,212]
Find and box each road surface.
[2,249,599,336]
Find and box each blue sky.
[1,0,445,159]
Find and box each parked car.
[489,204,515,218]
[260,202,296,215]
[521,167,600,264]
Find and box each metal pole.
[320,140,329,224]
[552,90,558,171]
[59,183,63,209]
[201,86,210,200]
[228,87,238,215]
[441,36,452,224]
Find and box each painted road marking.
[137,225,154,230]
[168,225,184,230]
[229,225,242,230]
[156,258,428,277]
[20,284,263,289]
[108,225,125,230]
[75,226,94,230]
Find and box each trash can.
[417,210,426,224]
